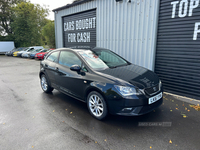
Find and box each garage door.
[155,0,200,99]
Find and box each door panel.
[44,60,57,85]
[44,51,60,87]
[55,51,90,100]
[55,64,86,99]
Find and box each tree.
[0,0,25,36]
[42,21,55,48]
[11,2,49,47]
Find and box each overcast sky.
[30,0,73,20]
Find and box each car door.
[44,51,60,87]
[55,50,89,100]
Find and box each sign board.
[171,0,200,40]
[62,9,96,49]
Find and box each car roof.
[51,47,108,53]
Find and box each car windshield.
[28,49,35,52]
[78,49,128,70]
[46,50,51,53]
[40,49,48,52]
[34,49,42,52]
[19,48,28,51]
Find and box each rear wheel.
[40,74,54,93]
[87,91,108,120]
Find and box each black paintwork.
[39,48,163,116]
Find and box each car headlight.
[114,85,142,96]
[38,54,43,56]
[159,80,162,90]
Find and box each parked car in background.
[29,49,48,59]
[13,47,28,57]
[8,47,27,56]
[21,48,41,58]
[35,49,53,60]
[5,48,16,56]
[39,47,163,120]
[17,46,43,57]
[17,47,33,57]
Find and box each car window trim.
[46,51,60,63]
[57,50,83,69]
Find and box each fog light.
[121,108,133,112]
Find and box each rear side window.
[46,51,59,62]
[59,51,81,67]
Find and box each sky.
[30,0,74,20]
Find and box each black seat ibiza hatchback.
[39,47,163,120]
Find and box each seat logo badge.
[153,87,157,91]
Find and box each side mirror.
[70,65,81,71]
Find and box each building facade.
[53,0,200,100]
[53,0,160,71]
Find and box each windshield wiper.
[109,66,117,69]
[110,63,129,69]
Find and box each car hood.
[97,64,159,89]
[36,52,45,55]
[23,52,29,54]
[18,51,27,54]
[30,52,37,55]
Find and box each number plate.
[148,92,162,104]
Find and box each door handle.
[55,67,66,75]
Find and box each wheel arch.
[39,71,52,87]
[85,87,107,103]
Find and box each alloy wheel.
[41,76,48,91]
[89,94,104,117]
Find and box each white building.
[53,0,200,100]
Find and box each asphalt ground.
[0,55,200,150]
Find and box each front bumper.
[13,53,18,56]
[35,55,43,60]
[30,55,35,58]
[22,54,29,58]
[116,98,163,116]
[17,53,22,57]
[107,90,163,116]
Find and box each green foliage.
[11,2,49,47]
[0,0,25,35]
[42,21,55,48]
[0,1,54,48]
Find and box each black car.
[39,48,163,120]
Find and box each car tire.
[40,74,54,93]
[87,91,108,120]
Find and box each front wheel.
[40,74,54,93]
[87,91,108,120]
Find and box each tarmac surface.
[0,55,200,150]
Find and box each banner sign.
[62,9,96,49]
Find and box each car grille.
[144,84,159,96]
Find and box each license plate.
[148,92,162,104]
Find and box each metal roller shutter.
[155,0,200,99]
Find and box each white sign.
[171,0,200,40]
[64,17,96,43]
